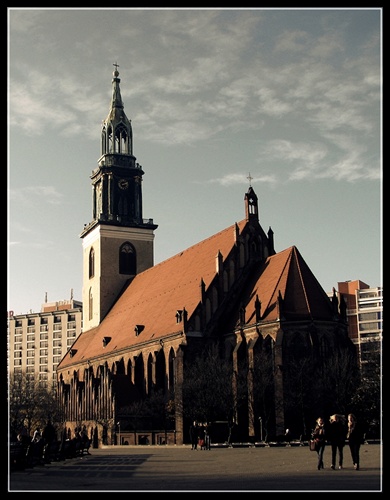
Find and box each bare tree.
[9,373,59,439]
[182,343,237,424]
[321,347,361,416]
[252,347,275,442]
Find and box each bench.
[75,438,91,456]
[10,441,29,470]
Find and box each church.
[56,67,356,447]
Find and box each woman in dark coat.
[189,421,199,450]
[347,413,364,470]
[312,417,326,470]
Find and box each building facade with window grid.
[7,300,82,389]
[331,280,382,368]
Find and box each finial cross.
[113,62,120,71]
[247,172,253,186]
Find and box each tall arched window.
[107,125,114,153]
[114,124,129,154]
[89,248,95,278]
[101,126,107,155]
[88,287,93,321]
[119,242,136,275]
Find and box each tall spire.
[111,62,124,110]
[101,64,133,157]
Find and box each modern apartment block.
[333,280,383,367]
[7,299,83,390]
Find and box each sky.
[8,7,382,316]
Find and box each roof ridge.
[291,246,312,317]
[263,246,294,313]
[144,219,248,273]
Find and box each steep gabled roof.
[243,246,334,323]
[58,219,248,369]
[58,227,334,371]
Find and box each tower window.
[106,123,131,155]
[89,248,95,278]
[88,288,93,321]
[114,124,130,154]
[248,198,257,215]
[119,242,136,275]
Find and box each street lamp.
[259,417,263,442]
[117,422,121,445]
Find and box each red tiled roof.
[58,219,248,368]
[243,246,333,323]
[58,225,333,370]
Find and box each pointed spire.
[267,226,275,254]
[101,64,133,158]
[111,62,124,110]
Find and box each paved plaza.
[9,442,382,493]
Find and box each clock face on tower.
[118,179,129,190]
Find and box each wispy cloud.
[9,186,64,205]
[205,173,277,186]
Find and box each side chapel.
[56,67,355,447]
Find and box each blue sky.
[8,8,382,315]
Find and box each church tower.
[80,65,158,330]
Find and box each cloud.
[205,172,277,186]
[273,30,311,53]
[9,9,380,183]
[9,186,64,205]
[9,76,77,136]
[8,221,33,234]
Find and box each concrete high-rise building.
[331,280,382,368]
[7,299,82,390]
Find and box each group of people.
[15,421,91,464]
[14,419,58,465]
[312,413,365,471]
[189,421,211,450]
[16,419,56,446]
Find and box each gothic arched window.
[88,287,93,321]
[119,242,136,275]
[114,124,129,154]
[101,126,107,155]
[107,125,114,153]
[89,248,95,279]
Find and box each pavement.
[8,442,382,493]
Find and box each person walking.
[347,413,364,470]
[285,428,291,446]
[328,414,347,469]
[42,419,56,446]
[198,423,206,450]
[189,421,199,450]
[42,418,57,462]
[204,422,211,450]
[312,417,326,470]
